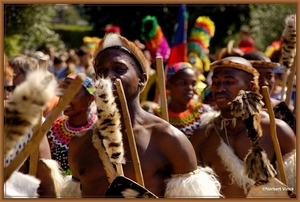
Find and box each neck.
[68,112,91,128]
[219,110,235,119]
[168,100,190,113]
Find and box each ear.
[87,94,95,106]
[138,73,147,87]
[246,81,254,91]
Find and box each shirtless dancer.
[191,57,296,197]
[61,33,222,198]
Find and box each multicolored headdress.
[83,36,101,55]
[141,15,170,63]
[187,16,215,73]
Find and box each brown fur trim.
[211,57,260,87]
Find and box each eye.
[115,66,127,74]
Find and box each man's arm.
[275,119,296,155]
[159,124,222,198]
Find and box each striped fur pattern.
[230,90,277,183]
[94,77,125,164]
[4,69,58,155]
[281,14,296,68]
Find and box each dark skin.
[68,48,198,197]
[255,66,293,111]
[59,78,94,127]
[190,67,296,197]
[167,68,197,113]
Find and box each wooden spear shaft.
[261,86,287,185]
[155,56,169,122]
[29,57,49,176]
[4,76,84,182]
[285,60,296,106]
[115,79,144,187]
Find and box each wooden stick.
[28,115,41,176]
[115,79,144,187]
[280,68,288,102]
[38,57,48,70]
[4,76,84,182]
[285,60,296,106]
[155,56,169,122]
[29,58,49,176]
[261,86,287,185]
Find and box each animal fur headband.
[211,56,260,83]
[248,60,279,69]
[93,33,149,92]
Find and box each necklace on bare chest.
[219,115,237,147]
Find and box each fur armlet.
[60,175,82,198]
[165,167,222,198]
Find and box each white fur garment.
[217,139,255,194]
[4,171,41,198]
[164,167,222,198]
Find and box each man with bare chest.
[191,57,296,197]
[61,33,222,198]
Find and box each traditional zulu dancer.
[191,57,296,197]
[60,33,222,198]
[242,50,296,134]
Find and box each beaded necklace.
[50,114,96,148]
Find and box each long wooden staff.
[285,60,296,106]
[29,57,49,176]
[261,86,287,185]
[115,79,144,187]
[155,56,169,122]
[4,76,84,182]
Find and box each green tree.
[4,4,66,57]
[249,4,296,51]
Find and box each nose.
[259,77,269,87]
[214,82,226,92]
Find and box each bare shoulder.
[259,110,296,155]
[191,110,218,147]
[141,112,197,172]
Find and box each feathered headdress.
[83,36,101,55]
[187,16,215,73]
[141,15,170,63]
[264,38,283,63]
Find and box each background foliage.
[4,4,296,58]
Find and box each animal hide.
[4,70,58,155]
[281,14,296,68]
[230,90,276,183]
[217,139,255,194]
[4,171,40,198]
[93,77,125,164]
[164,166,222,198]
